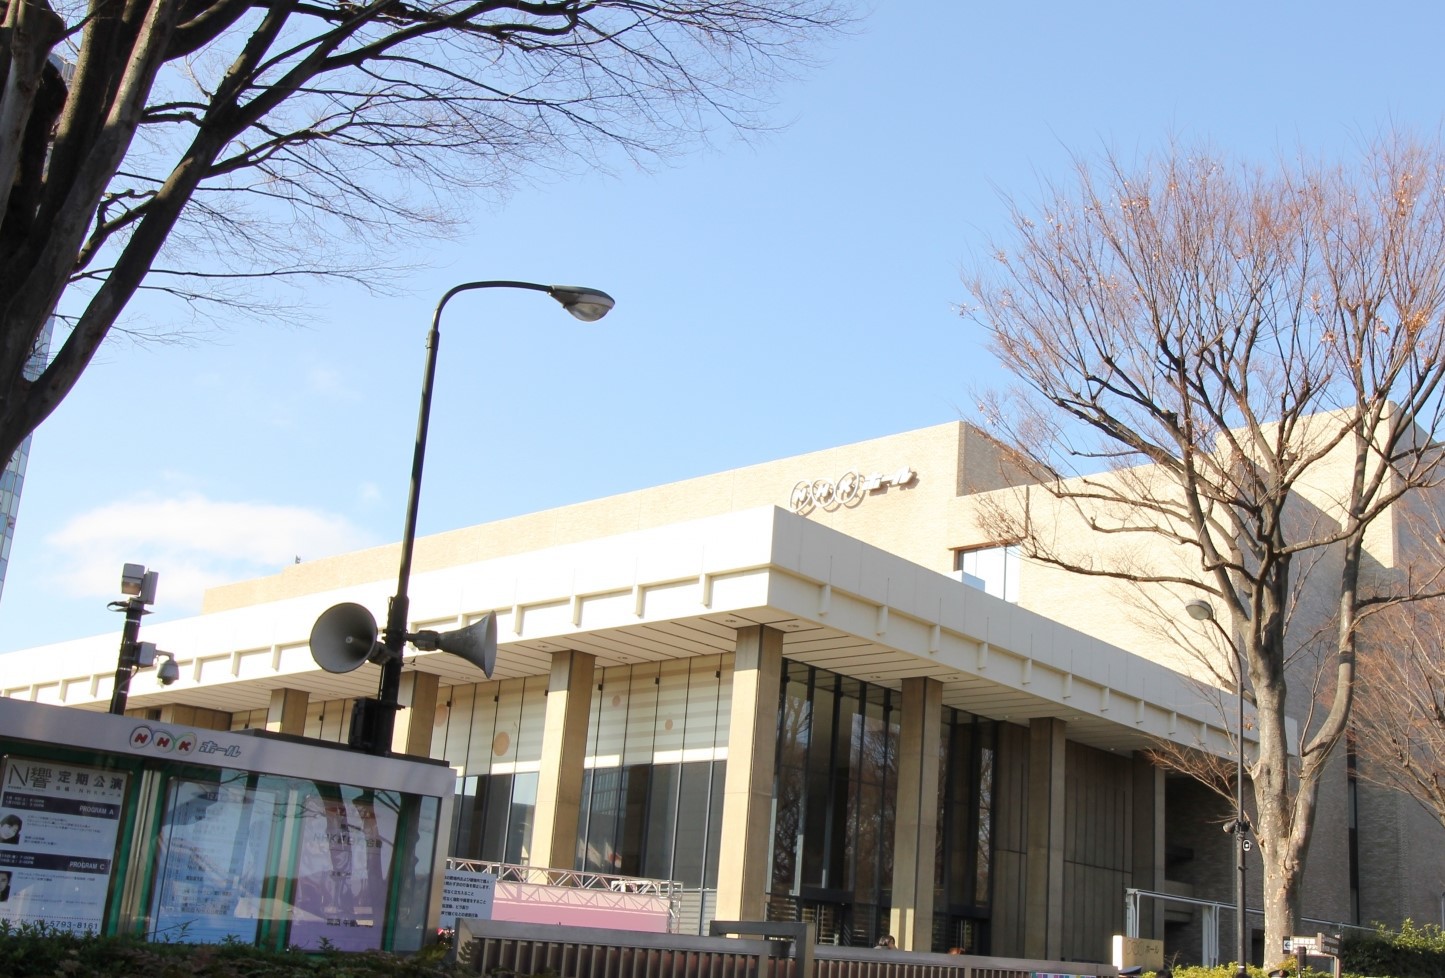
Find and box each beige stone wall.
[952,473,1223,683]
[205,422,1025,612]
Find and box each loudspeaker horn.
[310,602,387,674]
[423,613,498,678]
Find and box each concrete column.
[529,650,596,871]
[1131,756,1166,938]
[1025,716,1067,959]
[890,676,943,951]
[389,671,440,757]
[266,688,309,735]
[715,625,784,921]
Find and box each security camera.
[136,643,180,685]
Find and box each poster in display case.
[149,774,277,944]
[0,756,128,933]
[287,787,399,951]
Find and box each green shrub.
[1159,962,1328,978]
[1147,920,1445,978]
[0,923,463,978]
[1340,920,1445,978]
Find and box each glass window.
[287,784,399,951]
[479,773,512,861]
[769,663,991,948]
[622,665,660,768]
[578,767,618,873]
[976,743,994,906]
[390,794,440,953]
[653,660,690,758]
[507,771,537,864]
[642,763,679,879]
[704,762,726,889]
[462,684,500,775]
[620,765,651,877]
[800,677,835,887]
[955,545,1021,603]
[146,770,438,954]
[149,773,277,945]
[573,660,730,883]
[672,762,712,886]
[452,776,483,858]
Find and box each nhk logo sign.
[128,725,199,756]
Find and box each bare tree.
[962,138,1445,957]
[0,0,847,466]
[1353,587,1445,828]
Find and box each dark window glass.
[770,663,992,948]
[673,761,712,886]
[506,772,537,864]
[643,763,679,879]
[580,767,621,873]
[479,773,512,861]
[976,743,993,906]
[452,776,483,858]
[620,765,651,876]
[705,762,726,889]
[801,680,835,886]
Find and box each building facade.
[3,422,1438,960]
[0,316,54,603]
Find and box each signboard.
[1285,934,1341,957]
[1112,935,1164,970]
[440,870,495,929]
[789,466,917,514]
[0,756,128,933]
[149,776,277,943]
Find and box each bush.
[0,923,462,978]
[1341,920,1445,978]
[1146,921,1445,978]
[1161,963,1328,978]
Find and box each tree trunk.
[1252,668,1306,964]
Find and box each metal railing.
[457,917,1116,978]
[447,858,683,931]
[447,857,681,894]
[1124,888,1374,966]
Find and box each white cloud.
[45,493,376,612]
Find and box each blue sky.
[5,2,1444,651]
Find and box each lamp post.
[108,563,159,715]
[358,281,615,756]
[1186,597,1249,978]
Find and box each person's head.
[0,870,9,885]
[876,935,896,949]
[0,815,19,842]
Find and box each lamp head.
[548,286,615,323]
[1184,598,1214,621]
[119,563,159,604]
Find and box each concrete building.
[0,316,54,603]
[2,422,1438,960]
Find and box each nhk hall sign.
[789,466,916,515]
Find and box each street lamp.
[108,563,159,714]
[316,282,615,756]
[1186,597,1250,978]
